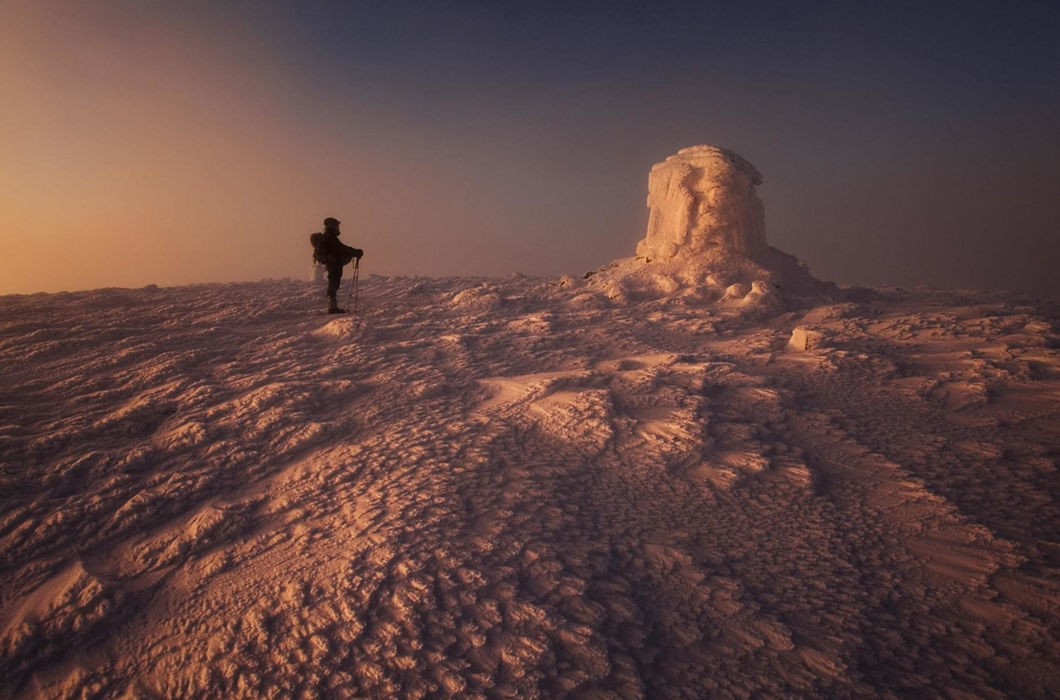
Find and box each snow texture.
[2,277,1060,699]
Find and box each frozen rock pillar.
[637,145,767,260]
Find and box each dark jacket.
[316,232,361,267]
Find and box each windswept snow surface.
[2,277,1060,698]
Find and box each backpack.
[309,232,327,265]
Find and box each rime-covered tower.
[586,144,833,303]
[637,145,767,260]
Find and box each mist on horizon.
[2,1,1058,297]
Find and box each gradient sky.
[2,0,1058,296]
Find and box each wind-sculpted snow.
[1,278,1060,698]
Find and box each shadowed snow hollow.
[589,145,835,305]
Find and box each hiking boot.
[326,292,345,314]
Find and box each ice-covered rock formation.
[638,146,766,260]
[587,144,833,307]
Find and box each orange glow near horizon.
[2,4,371,293]
[3,2,1059,297]
[0,3,590,294]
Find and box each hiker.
[311,217,363,313]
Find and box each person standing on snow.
[311,217,363,314]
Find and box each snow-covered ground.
[2,275,1059,698]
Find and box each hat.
[323,217,340,227]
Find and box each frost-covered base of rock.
[2,277,1059,698]
[586,244,831,309]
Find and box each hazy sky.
[2,1,1058,296]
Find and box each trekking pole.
[352,257,361,314]
[345,257,360,313]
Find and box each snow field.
[1,277,1059,698]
